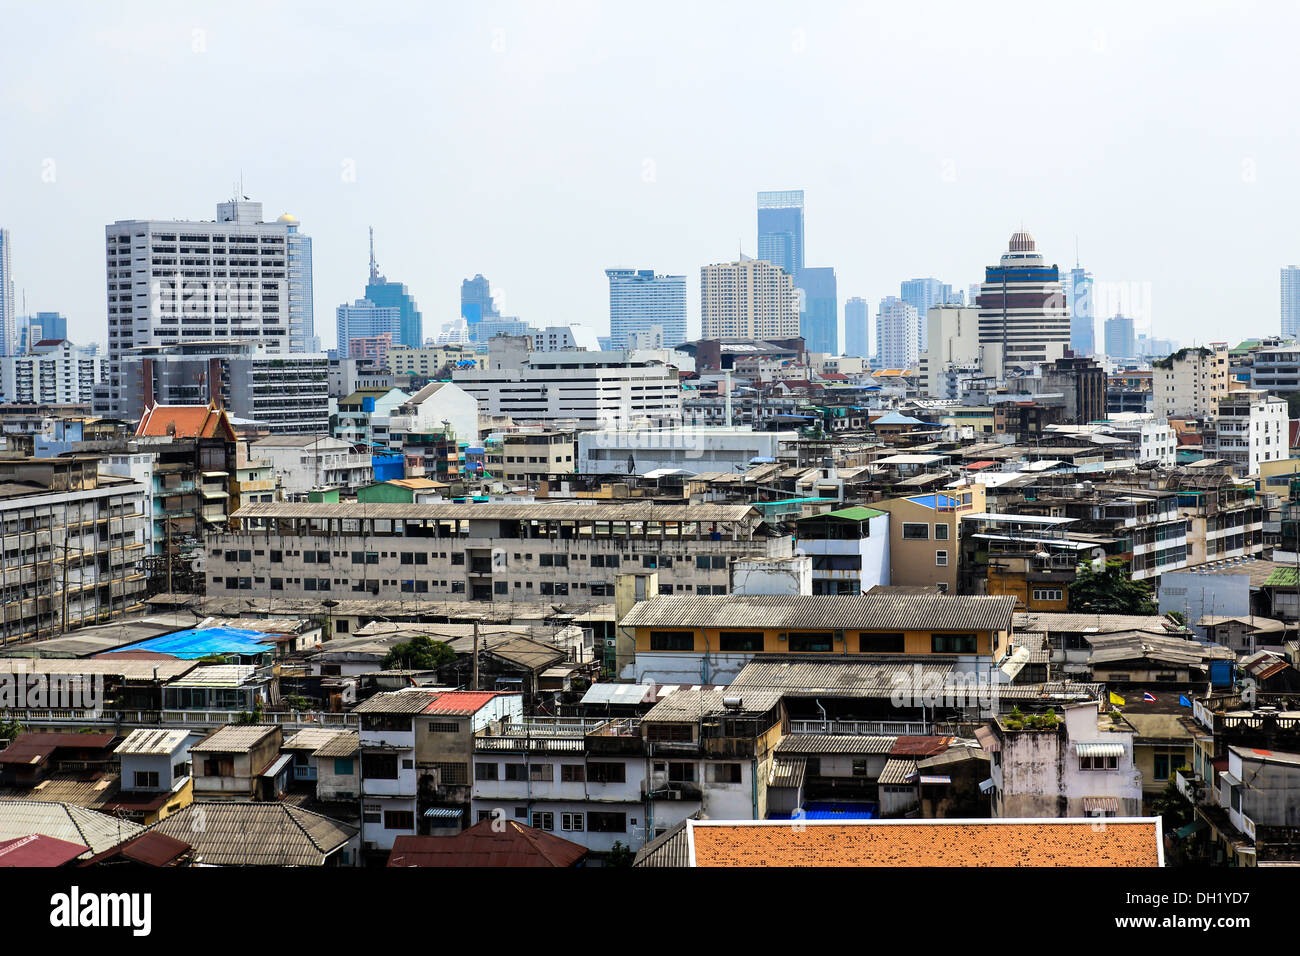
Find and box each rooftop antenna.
[1075,235,1080,268]
[369,226,379,282]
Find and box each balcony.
[790,719,931,735]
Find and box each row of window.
[647,630,981,654]
[475,761,627,783]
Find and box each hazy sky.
[1,0,1296,351]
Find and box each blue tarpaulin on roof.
[106,627,277,660]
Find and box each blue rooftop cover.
[106,627,277,660]
[906,494,959,510]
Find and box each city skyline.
[1,3,1292,353]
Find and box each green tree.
[383,636,456,671]
[605,840,634,867]
[1069,560,1157,614]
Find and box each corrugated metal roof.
[633,818,692,868]
[0,658,196,680]
[775,735,896,755]
[731,656,956,697]
[191,725,279,753]
[878,758,918,785]
[0,801,145,859]
[640,687,783,723]
[769,756,807,789]
[581,682,656,706]
[353,690,440,714]
[311,732,359,758]
[621,594,1016,632]
[151,802,356,866]
[1075,741,1126,758]
[233,501,758,523]
[114,728,191,756]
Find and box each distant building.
[844,297,870,359]
[605,269,687,349]
[1153,344,1229,419]
[1065,264,1095,356]
[364,232,422,349]
[876,297,920,370]
[1282,265,1300,338]
[1103,314,1136,361]
[976,230,1070,367]
[0,228,14,358]
[757,189,804,276]
[900,278,959,352]
[0,340,105,404]
[701,259,801,341]
[797,266,838,356]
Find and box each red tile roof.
[387,819,587,867]
[890,736,952,757]
[423,691,506,716]
[0,834,88,867]
[135,403,236,440]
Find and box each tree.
[1069,560,1157,615]
[605,840,634,867]
[383,636,456,671]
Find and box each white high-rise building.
[876,296,919,369]
[976,231,1070,367]
[0,340,105,405]
[0,228,15,358]
[1204,389,1288,477]
[1282,266,1300,338]
[701,258,800,342]
[103,199,309,414]
[606,269,687,349]
[1153,344,1229,419]
[919,305,1001,398]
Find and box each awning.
[1075,742,1126,758]
[1220,771,1242,788]
[201,471,229,478]
[978,777,995,793]
[918,775,952,785]
[260,753,293,778]
[1174,819,1208,839]
[423,807,463,820]
[201,490,228,499]
[1083,796,1119,813]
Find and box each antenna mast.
[369,227,379,282]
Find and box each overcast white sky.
[1,0,1296,350]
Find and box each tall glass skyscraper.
[1282,266,1300,338]
[796,266,838,355]
[1065,264,1095,355]
[282,215,315,352]
[364,232,422,349]
[337,299,403,350]
[461,274,498,328]
[1104,313,1136,360]
[605,269,687,349]
[901,277,961,353]
[844,297,870,359]
[757,190,805,277]
[0,229,14,358]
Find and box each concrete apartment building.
[250,435,372,497]
[388,345,485,378]
[485,429,577,484]
[102,200,310,416]
[209,501,788,602]
[874,485,987,592]
[453,336,682,428]
[1153,344,1229,419]
[0,340,105,405]
[700,259,801,341]
[577,426,795,477]
[1202,389,1288,477]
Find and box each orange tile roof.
[135,403,236,440]
[687,819,1162,867]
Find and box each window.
[589,762,626,783]
[529,764,554,782]
[1080,754,1119,771]
[587,812,626,833]
[504,763,527,781]
[532,811,554,831]
[333,758,354,776]
[362,753,399,779]
[364,804,382,824]
[931,633,978,654]
[475,762,499,781]
[859,632,906,653]
[561,764,585,782]
[852,759,867,776]
[788,632,834,653]
[902,522,929,539]
[934,523,949,540]
[708,763,743,783]
[719,631,764,652]
[649,631,694,651]
[935,550,948,567]
[1032,588,1063,602]
[133,770,159,789]
[667,761,696,782]
[561,812,584,832]
[384,810,415,831]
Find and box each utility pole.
[61,537,69,635]
[166,515,173,595]
[471,621,480,691]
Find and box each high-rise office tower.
[103,199,305,407]
[1282,266,1300,338]
[364,229,422,349]
[1064,264,1095,356]
[461,273,499,328]
[31,311,68,343]
[337,299,403,355]
[700,258,801,341]
[844,297,870,359]
[757,190,805,277]
[605,269,687,349]
[281,215,316,352]
[900,278,960,352]
[1104,314,1136,360]
[876,296,920,369]
[0,229,14,358]
[797,266,838,355]
[976,230,1070,367]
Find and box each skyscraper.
[757,190,805,277]
[0,229,14,358]
[876,296,920,369]
[103,199,303,408]
[1282,266,1300,338]
[700,258,800,341]
[1065,264,1095,356]
[900,278,959,352]
[1104,314,1136,360]
[364,229,422,349]
[976,230,1070,368]
[461,273,499,328]
[605,269,687,349]
[844,297,870,359]
[797,266,838,355]
[337,299,403,355]
[281,214,316,352]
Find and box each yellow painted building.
[875,485,986,591]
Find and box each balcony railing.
[790,719,931,735]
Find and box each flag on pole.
[1109,691,1126,706]
[1143,692,1158,702]
[1179,695,1192,707]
